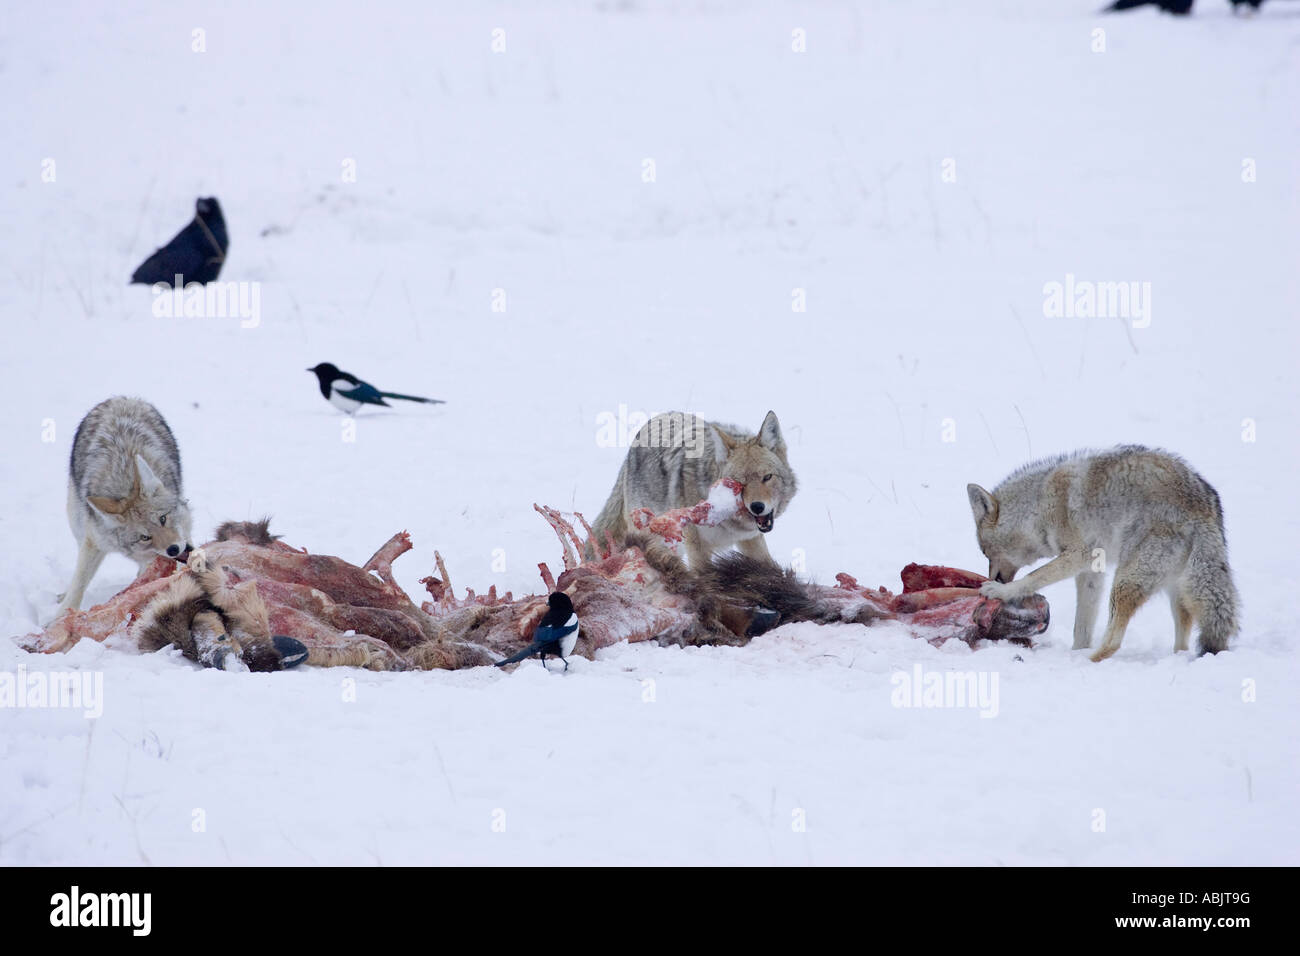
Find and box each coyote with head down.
[58,396,194,615]
[967,446,1238,661]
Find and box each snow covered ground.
[1,0,1297,864]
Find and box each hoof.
[745,607,781,638]
[210,647,250,673]
[272,635,309,668]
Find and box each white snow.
[1,0,1297,864]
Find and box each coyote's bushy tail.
[1185,521,1239,655]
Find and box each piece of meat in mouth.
[755,513,774,533]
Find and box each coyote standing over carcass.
[591,410,797,569]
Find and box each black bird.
[1104,0,1193,11]
[494,592,579,671]
[131,197,228,285]
[306,362,446,414]
[1104,0,1265,13]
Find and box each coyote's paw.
[979,580,1019,602]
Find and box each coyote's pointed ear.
[710,425,736,463]
[88,495,130,516]
[967,484,998,524]
[135,455,163,496]
[757,410,786,456]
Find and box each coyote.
[57,397,194,613]
[967,446,1238,661]
[590,411,797,569]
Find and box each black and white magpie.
[307,362,445,414]
[494,592,579,671]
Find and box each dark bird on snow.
[495,592,579,672]
[131,197,228,285]
[307,362,446,414]
[1103,0,1265,13]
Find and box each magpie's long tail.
[494,642,542,667]
[379,391,446,405]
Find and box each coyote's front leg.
[56,536,107,615]
[735,533,776,566]
[979,550,1090,603]
[683,525,714,571]
[1073,570,1104,650]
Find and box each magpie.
[494,592,580,672]
[307,362,446,414]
